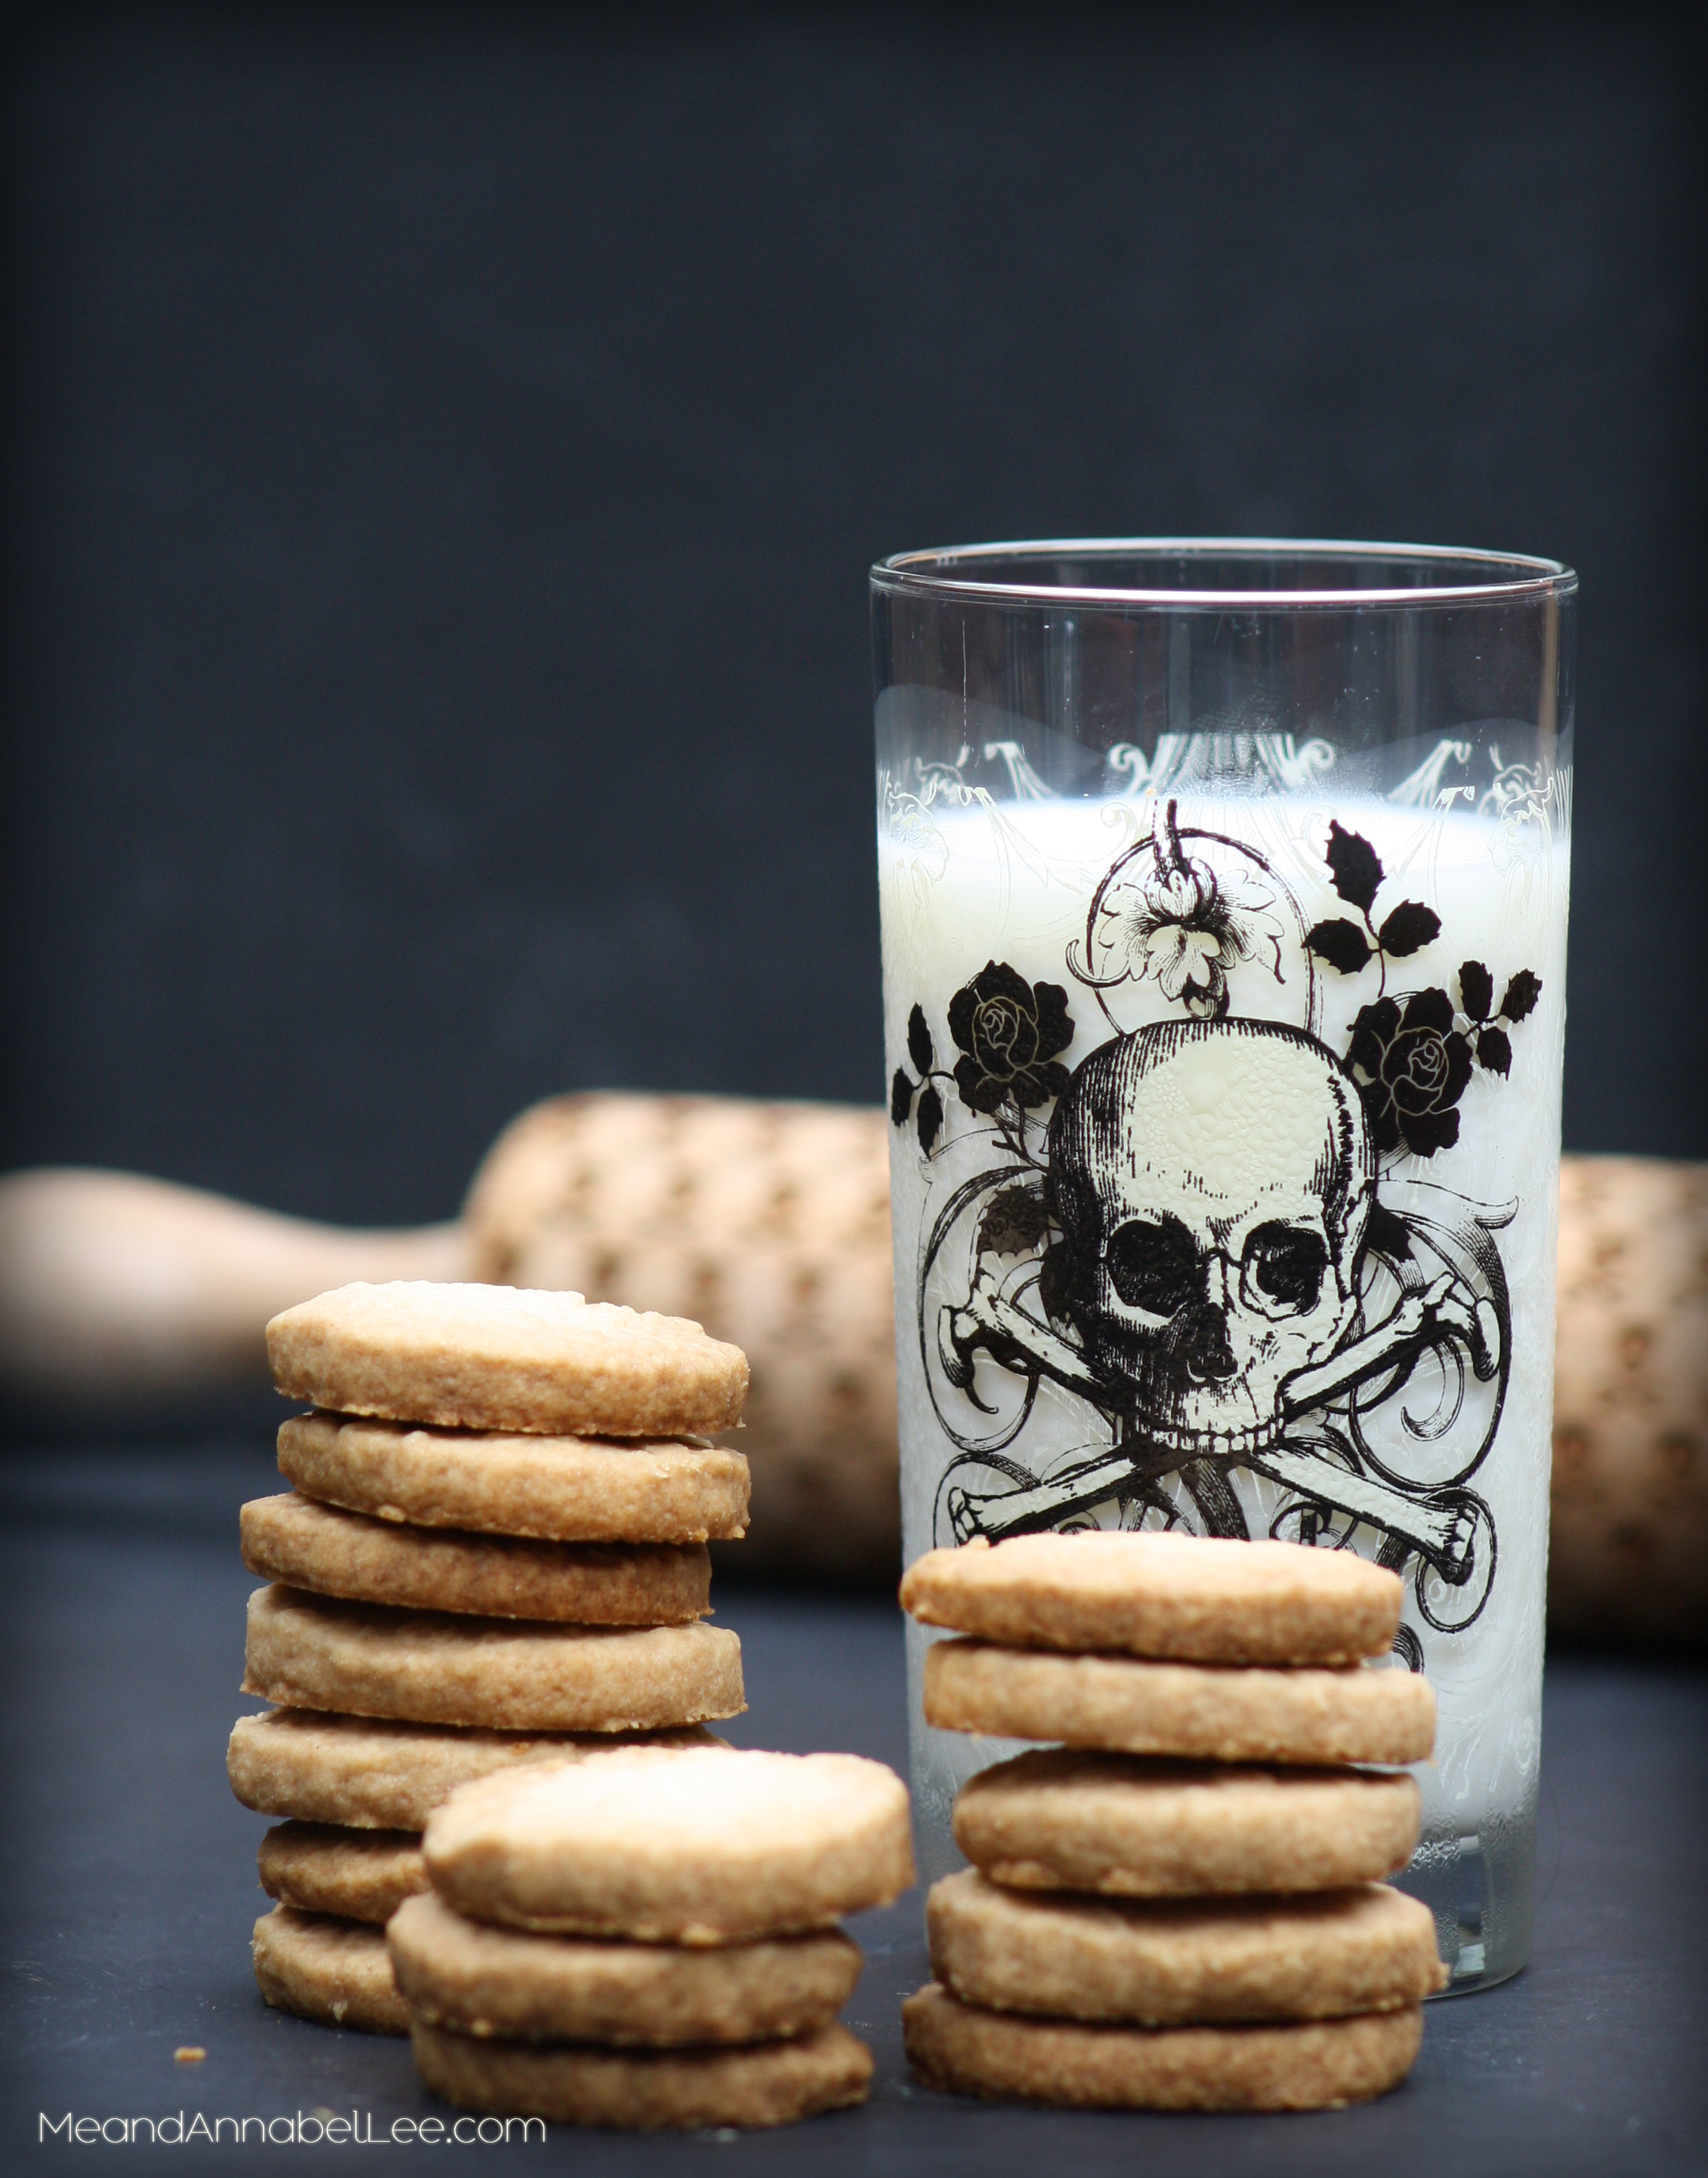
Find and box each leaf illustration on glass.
[1325,821,1384,914]
[1377,901,1441,958]
[978,1182,1051,1257]
[1459,960,1494,1021]
[1306,918,1372,974]
[907,1003,934,1078]
[1500,970,1542,1024]
[1476,1027,1513,1077]
[890,1068,914,1126]
[916,1084,944,1154]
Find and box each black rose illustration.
[948,961,1073,1115]
[1348,989,1474,1158]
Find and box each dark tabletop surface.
[2,1440,1704,2176]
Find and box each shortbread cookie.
[390,1892,862,2046]
[425,1745,914,1942]
[278,1412,748,1545]
[228,1708,722,1830]
[242,1491,710,1623]
[925,1642,1435,1766]
[258,1821,426,1923]
[252,1905,408,2035]
[242,1586,745,1733]
[954,1747,1422,1895]
[902,1533,1402,1665]
[267,1281,748,1438]
[928,1871,1445,2025]
[903,1982,1422,2111]
[411,2018,873,2131]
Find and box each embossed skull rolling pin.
[0,1118,1699,1627]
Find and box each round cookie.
[242,1491,711,1623]
[902,1982,1422,2111]
[259,1821,426,1923]
[410,2018,873,2131]
[928,1871,1446,2024]
[424,1745,915,1942]
[228,1709,724,1830]
[901,1533,1403,1666]
[389,1892,862,2046]
[924,1640,1435,1766]
[953,1747,1422,1895]
[266,1281,749,1438]
[242,1586,746,1733]
[252,1905,408,2035]
[278,1412,749,1546]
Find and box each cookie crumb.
[174,2047,205,2063]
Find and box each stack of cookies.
[899,1531,1447,2113]
[230,1280,752,2035]
[391,1744,915,2130]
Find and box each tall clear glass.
[873,541,1574,1993]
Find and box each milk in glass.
[879,740,1569,1988]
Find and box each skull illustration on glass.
[873,543,1574,1994]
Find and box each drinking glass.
[872,540,1574,1992]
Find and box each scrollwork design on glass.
[890,800,1545,1646]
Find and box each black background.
[5,2,1705,1230]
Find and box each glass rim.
[871,536,1577,608]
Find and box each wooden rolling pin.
[1,1098,1701,1624]
[0,1097,895,1582]
[1550,1156,1708,1647]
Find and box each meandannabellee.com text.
[39,2111,544,2146]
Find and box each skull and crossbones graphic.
[928,1017,1503,1623]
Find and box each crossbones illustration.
[929,1018,1501,1596]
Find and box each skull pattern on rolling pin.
[465,1093,900,1580]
